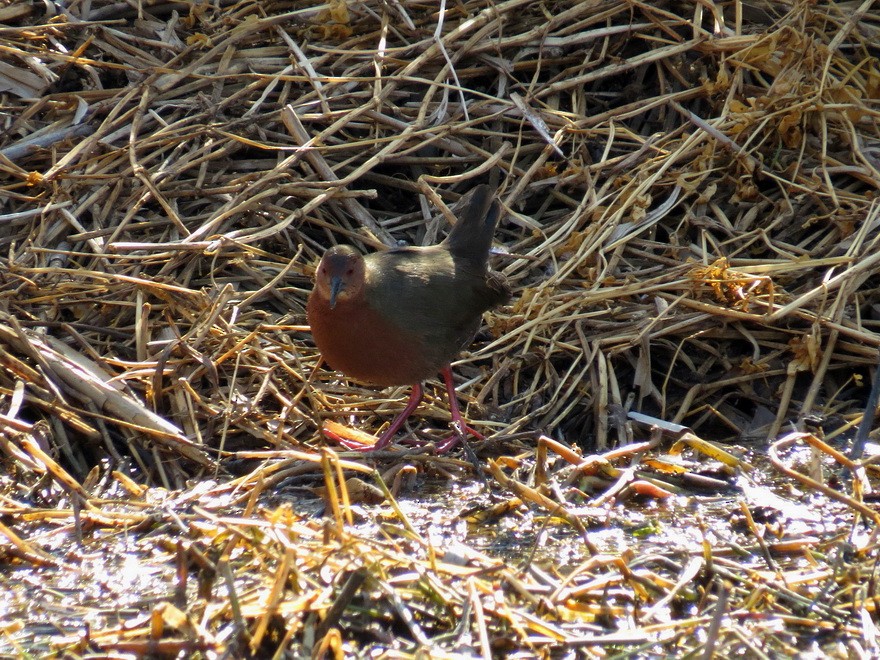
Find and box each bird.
[307,184,510,452]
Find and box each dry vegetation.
[2,0,880,656]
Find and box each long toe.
[434,423,485,453]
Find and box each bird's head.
[315,245,366,309]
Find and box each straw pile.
[2,0,880,656]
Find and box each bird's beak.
[329,276,344,309]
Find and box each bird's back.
[362,220,509,377]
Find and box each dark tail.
[442,184,500,269]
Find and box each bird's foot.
[324,384,425,452]
[322,419,419,452]
[321,421,386,451]
[323,419,483,454]
[434,421,484,454]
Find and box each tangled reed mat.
[2,0,880,656]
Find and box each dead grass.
[2,0,880,656]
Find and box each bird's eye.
[346,268,354,276]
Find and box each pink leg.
[337,383,424,452]
[434,366,484,453]
[329,369,482,453]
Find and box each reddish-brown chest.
[307,292,443,386]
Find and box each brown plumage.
[307,184,510,451]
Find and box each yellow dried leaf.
[186,32,212,48]
[313,0,353,39]
[788,333,821,373]
[866,63,880,99]
[777,107,803,148]
[739,357,769,375]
